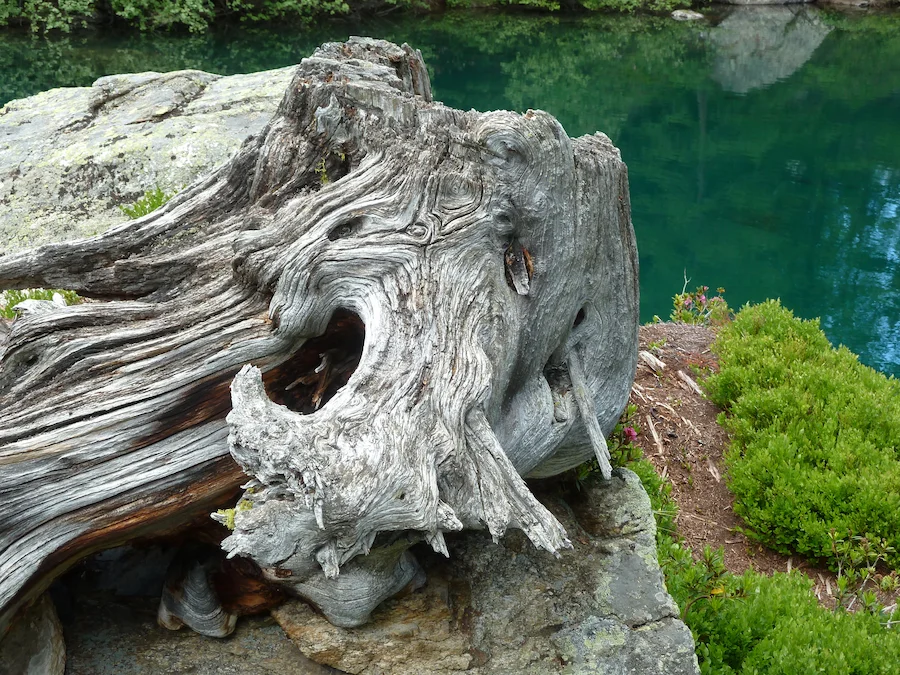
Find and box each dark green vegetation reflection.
[2,8,899,376]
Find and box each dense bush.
[623,457,900,674]
[673,557,900,675]
[0,0,354,32]
[705,300,900,570]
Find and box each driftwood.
[0,38,638,636]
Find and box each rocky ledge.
[271,470,697,675]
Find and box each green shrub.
[705,300,900,571]
[686,567,900,675]
[580,0,689,12]
[108,0,215,32]
[222,0,350,25]
[627,454,900,674]
[583,386,900,672]
[0,288,81,319]
[630,457,678,544]
[3,0,95,32]
[119,186,176,219]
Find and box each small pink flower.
[683,297,693,308]
[699,294,707,305]
[624,427,638,443]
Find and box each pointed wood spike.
[465,409,571,554]
[567,348,612,480]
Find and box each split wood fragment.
[677,370,704,396]
[646,414,665,456]
[638,350,666,373]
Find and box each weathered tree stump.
[0,38,638,637]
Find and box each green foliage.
[109,0,215,32]
[609,402,641,465]
[6,0,95,32]
[0,0,352,32]
[626,449,900,674]
[0,0,698,33]
[686,567,900,675]
[829,530,899,613]
[314,157,330,185]
[705,300,900,571]
[631,457,678,544]
[575,403,642,487]
[119,186,175,219]
[661,542,739,621]
[224,0,350,24]
[580,0,688,11]
[0,288,81,319]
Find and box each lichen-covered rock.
[0,66,293,254]
[272,470,699,675]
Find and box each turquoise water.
[2,8,899,375]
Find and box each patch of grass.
[705,300,900,571]
[119,186,176,219]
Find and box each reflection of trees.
[617,16,900,375]
[0,25,350,105]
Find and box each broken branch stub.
[0,38,638,632]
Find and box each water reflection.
[1,10,899,375]
[711,7,832,94]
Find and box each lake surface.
[2,8,899,375]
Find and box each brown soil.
[634,323,852,609]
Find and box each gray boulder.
[0,66,294,254]
[671,9,706,21]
